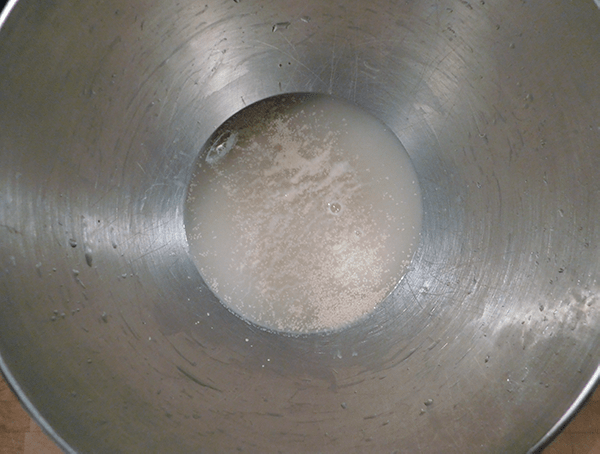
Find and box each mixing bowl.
[1,0,599,452]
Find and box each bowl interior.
[0,0,599,452]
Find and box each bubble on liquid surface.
[185,93,422,334]
[328,202,342,214]
[205,131,238,165]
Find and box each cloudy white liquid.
[185,94,422,333]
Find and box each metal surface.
[0,0,599,452]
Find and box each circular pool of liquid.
[185,93,422,333]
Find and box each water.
[84,246,93,267]
[185,93,422,333]
[272,21,291,32]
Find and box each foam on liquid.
[185,94,422,334]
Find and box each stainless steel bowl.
[1,0,599,452]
